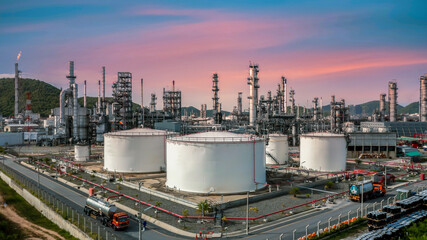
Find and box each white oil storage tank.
[166,131,266,194]
[300,132,347,172]
[266,134,288,165]
[75,144,90,162]
[104,128,169,173]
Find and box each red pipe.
[107,194,123,202]
[34,161,214,220]
[34,161,350,221]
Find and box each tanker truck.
[84,196,129,230]
[349,180,386,202]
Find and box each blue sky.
[1,1,427,110]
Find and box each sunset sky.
[1,1,427,111]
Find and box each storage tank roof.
[301,132,345,138]
[168,131,263,143]
[105,128,168,137]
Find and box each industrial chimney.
[14,63,19,117]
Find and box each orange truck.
[349,180,386,202]
[84,196,130,230]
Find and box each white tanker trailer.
[84,196,129,230]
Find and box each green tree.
[289,187,301,197]
[197,200,212,215]
[325,181,335,190]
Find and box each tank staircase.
[266,152,280,165]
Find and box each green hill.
[398,102,418,114]
[0,78,60,117]
[0,78,141,117]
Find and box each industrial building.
[347,132,397,158]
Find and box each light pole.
[138,182,143,240]
[317,221,321,236]
[36,165,40,197]
[328,217,332,233]
[292,229,296,240]
[305,224,309,238]
[348,210,351,224]
[361,176,365,217]
[246,192,249,235]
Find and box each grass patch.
[0,212,27,240]
[0,178,78,240]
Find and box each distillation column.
[282,76,287,114]
[388,81,398,122]
[330,95,336,132]
[420,74,427,122]
[379,93,386,122]
[247,64,260,126]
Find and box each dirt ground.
[0,195,64,240]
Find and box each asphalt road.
[3,156,426,240]
[3,157,185,240]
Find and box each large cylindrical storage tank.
[266,134,288,165]
[166,132,266,194]
[300,133,347,172]
[75,144,90,162]
[104,128,168,173]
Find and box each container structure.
[74,144,90,162]
[300,132,347,172]
[104,128,169,173]
[166,131,266,194]
[266,133,288,165]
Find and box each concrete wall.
[0,132,24,146]
[0,171,91,240]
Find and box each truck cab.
[111,212,130,230]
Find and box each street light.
[305,224,309,238]
[348,210,351,223]
[138,182,143,240]
[361,176,365,217]
[246,192,249,235]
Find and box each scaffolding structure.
[163,80,182,120]
[112,72,133,130]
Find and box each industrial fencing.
[0,161,122,240]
